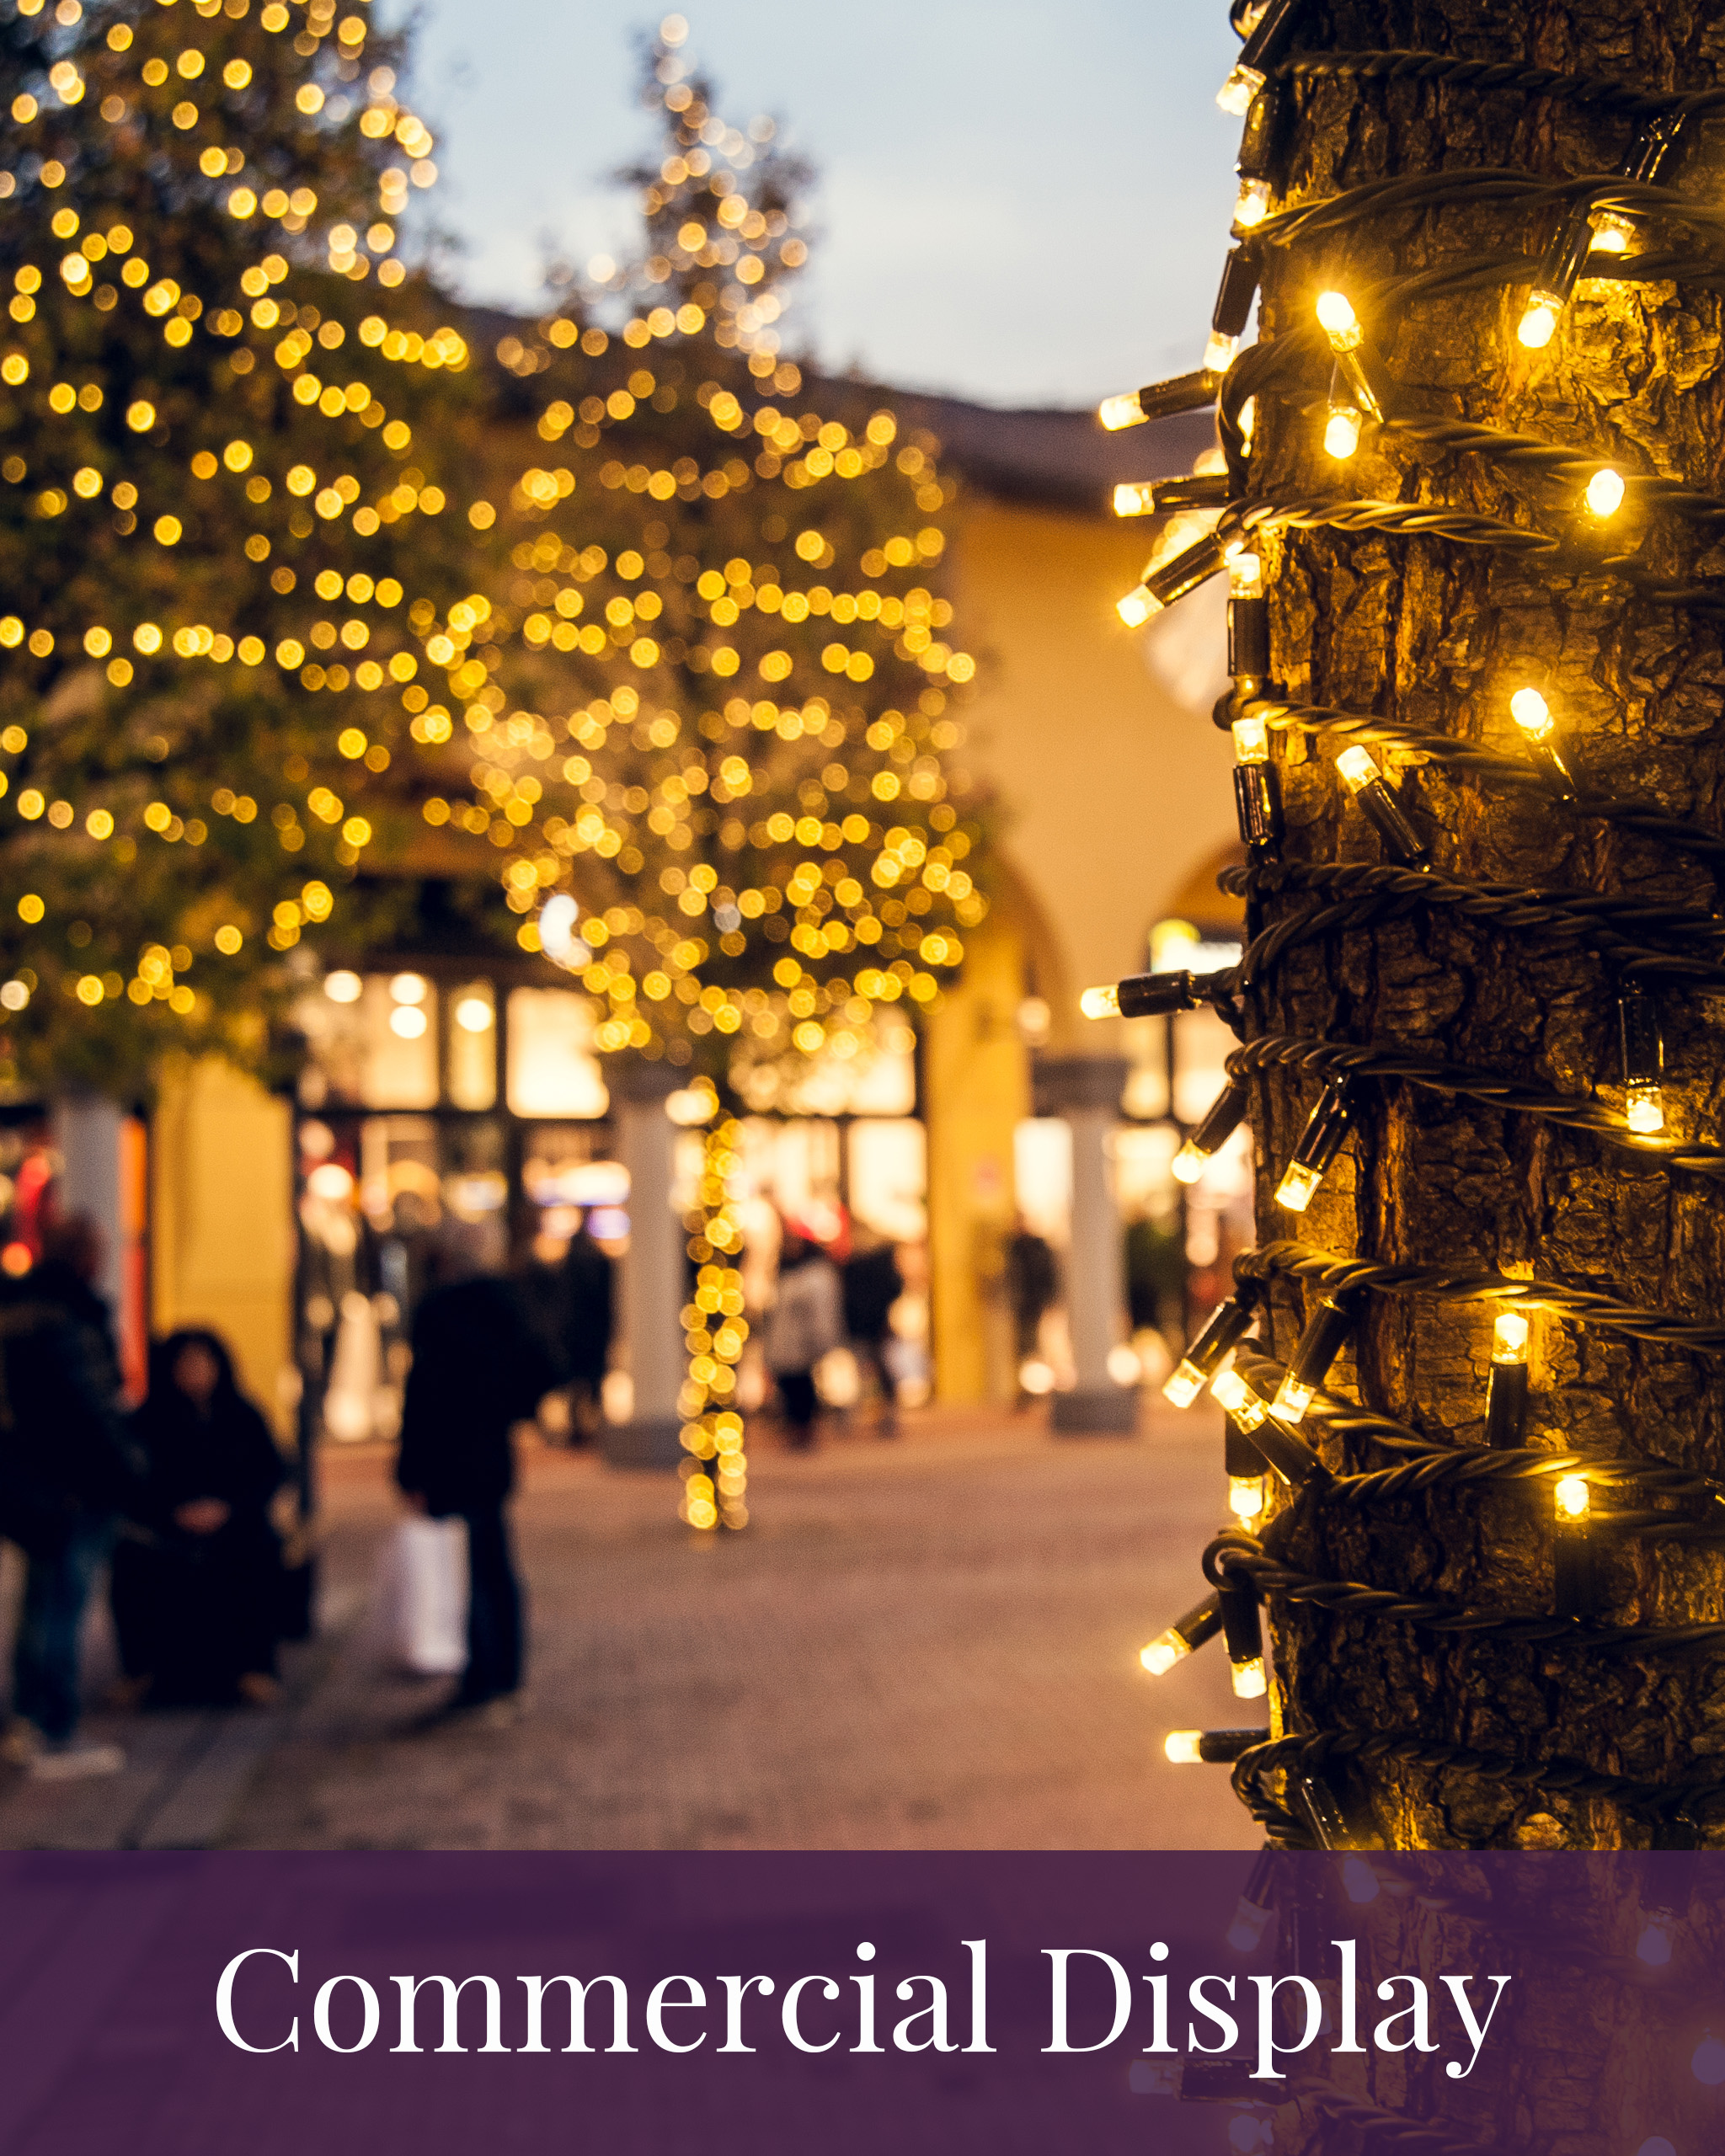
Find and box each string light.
[1116,531,1231,626]
[1215,0,1300,115]
[1483,1312,1530,1449]
[1517,112,1686,348]
[1163,1726,1267,1764]
[1584,467,1626,518]
[1313,290,1391,422]
[1552,1474,1596,1620]
[1335,745,1430,867]
[1173,1075,1251,1184]
[1634,1909,1674,1967]
[1323,395,1362,461]
[1162,1289,1258,1407]
[1274,1081,1354,1213]
[1227,549,1268,683]
[1140,1590,1222,1675]
[1226,1415,1268,1522]
[1097,367,1221,431]
[1270,1294,1357,1423]
[1617,981,1666,1135]
[1219,1567,1268,1699]
[1233,177,1274,231]
[1508,686,1578,798]
[1111,471,1232,519]
[1231,715,1282,852]
[1081,969,1203,1022]
[1206,246,1259,376]
[1226,1849,1279,1951]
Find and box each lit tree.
[0,0,475,1096]
[416,19,987,1086]
[1114,0,1725,2143]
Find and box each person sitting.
[111,1330,288,1708]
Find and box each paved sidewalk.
[0,1406,1260,1852]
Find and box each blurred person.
[0,1212,142,1778]
[1124,1210,1185,1342]
[843,1230,904,1438]
[1007,1214,1060,1406]
[765,1230,843,1450]
[558,1209,615,1446]
[396,1222,557,1721]
[110,1330,288,1708]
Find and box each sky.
[379,1,1245,411]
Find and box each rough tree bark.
[1248,0,1725,1853]
[1210,3,1725,2142]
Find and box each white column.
[1038,1056,1136,1435]
[605,1062,686,1469]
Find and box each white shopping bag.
[380,1517,469,1675]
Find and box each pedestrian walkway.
[0,1407,1260,1852]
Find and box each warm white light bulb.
[1272,1374,1315,1424]
[324,969,362,1004]
[1232,715,1270,764]
[1098,391,1146,432]
[1341,1856,1380,1904]
[1510,686,1553,739]
[1518,296,1560,349]
[1315,290,1360,347]
[1215,63,1265,116]
[1233,178,1272,230]
[1585,467,1626,518]
[1590,211,1633,254]
[1210,1368,1249,1414]
[1692,2031,1725,2086]
[1635,1913,1673,1967]
[1228,548,1263,599]
[1336,744,1380,792]
[1081,983,1121,1021]
[1228,1474,1267,1522]
[1162,1358,1205,1409]
[1204,330,1240,374]
[1275,1161,1322,1213]
[1231,1656,1268,1700]
[1113,482,1156,517]
[1492,1312,1530,1365]
[1164,1729,1204,1764]
[1172,1141,1208,1186]
[1324,403,1361,459]
[1140,1630,1188,1677]
[1625,1084,1666,1135]
[1117,584,1160,627]
[1554,1475,1591,1521]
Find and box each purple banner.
[0,1851,1717,2152]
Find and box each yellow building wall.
[918,494,1242,1401]
[953,498,1240,1054]
[923,914,1030,1406]
[151,1056,296,1432]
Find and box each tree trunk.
[1184,7,1725,2147]
[1240,0,1725,1860]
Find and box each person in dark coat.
[0,1214,143,1778]
[395,1225,557,1717]
[111,1329,288,1708]
[842,1234,904,1437]
[558,1212,615,1444]
[1007,1215,1060,1404]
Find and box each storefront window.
[505,987,608,1118]
[447,979,498,1111]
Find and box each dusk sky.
[387,3,1244,410]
